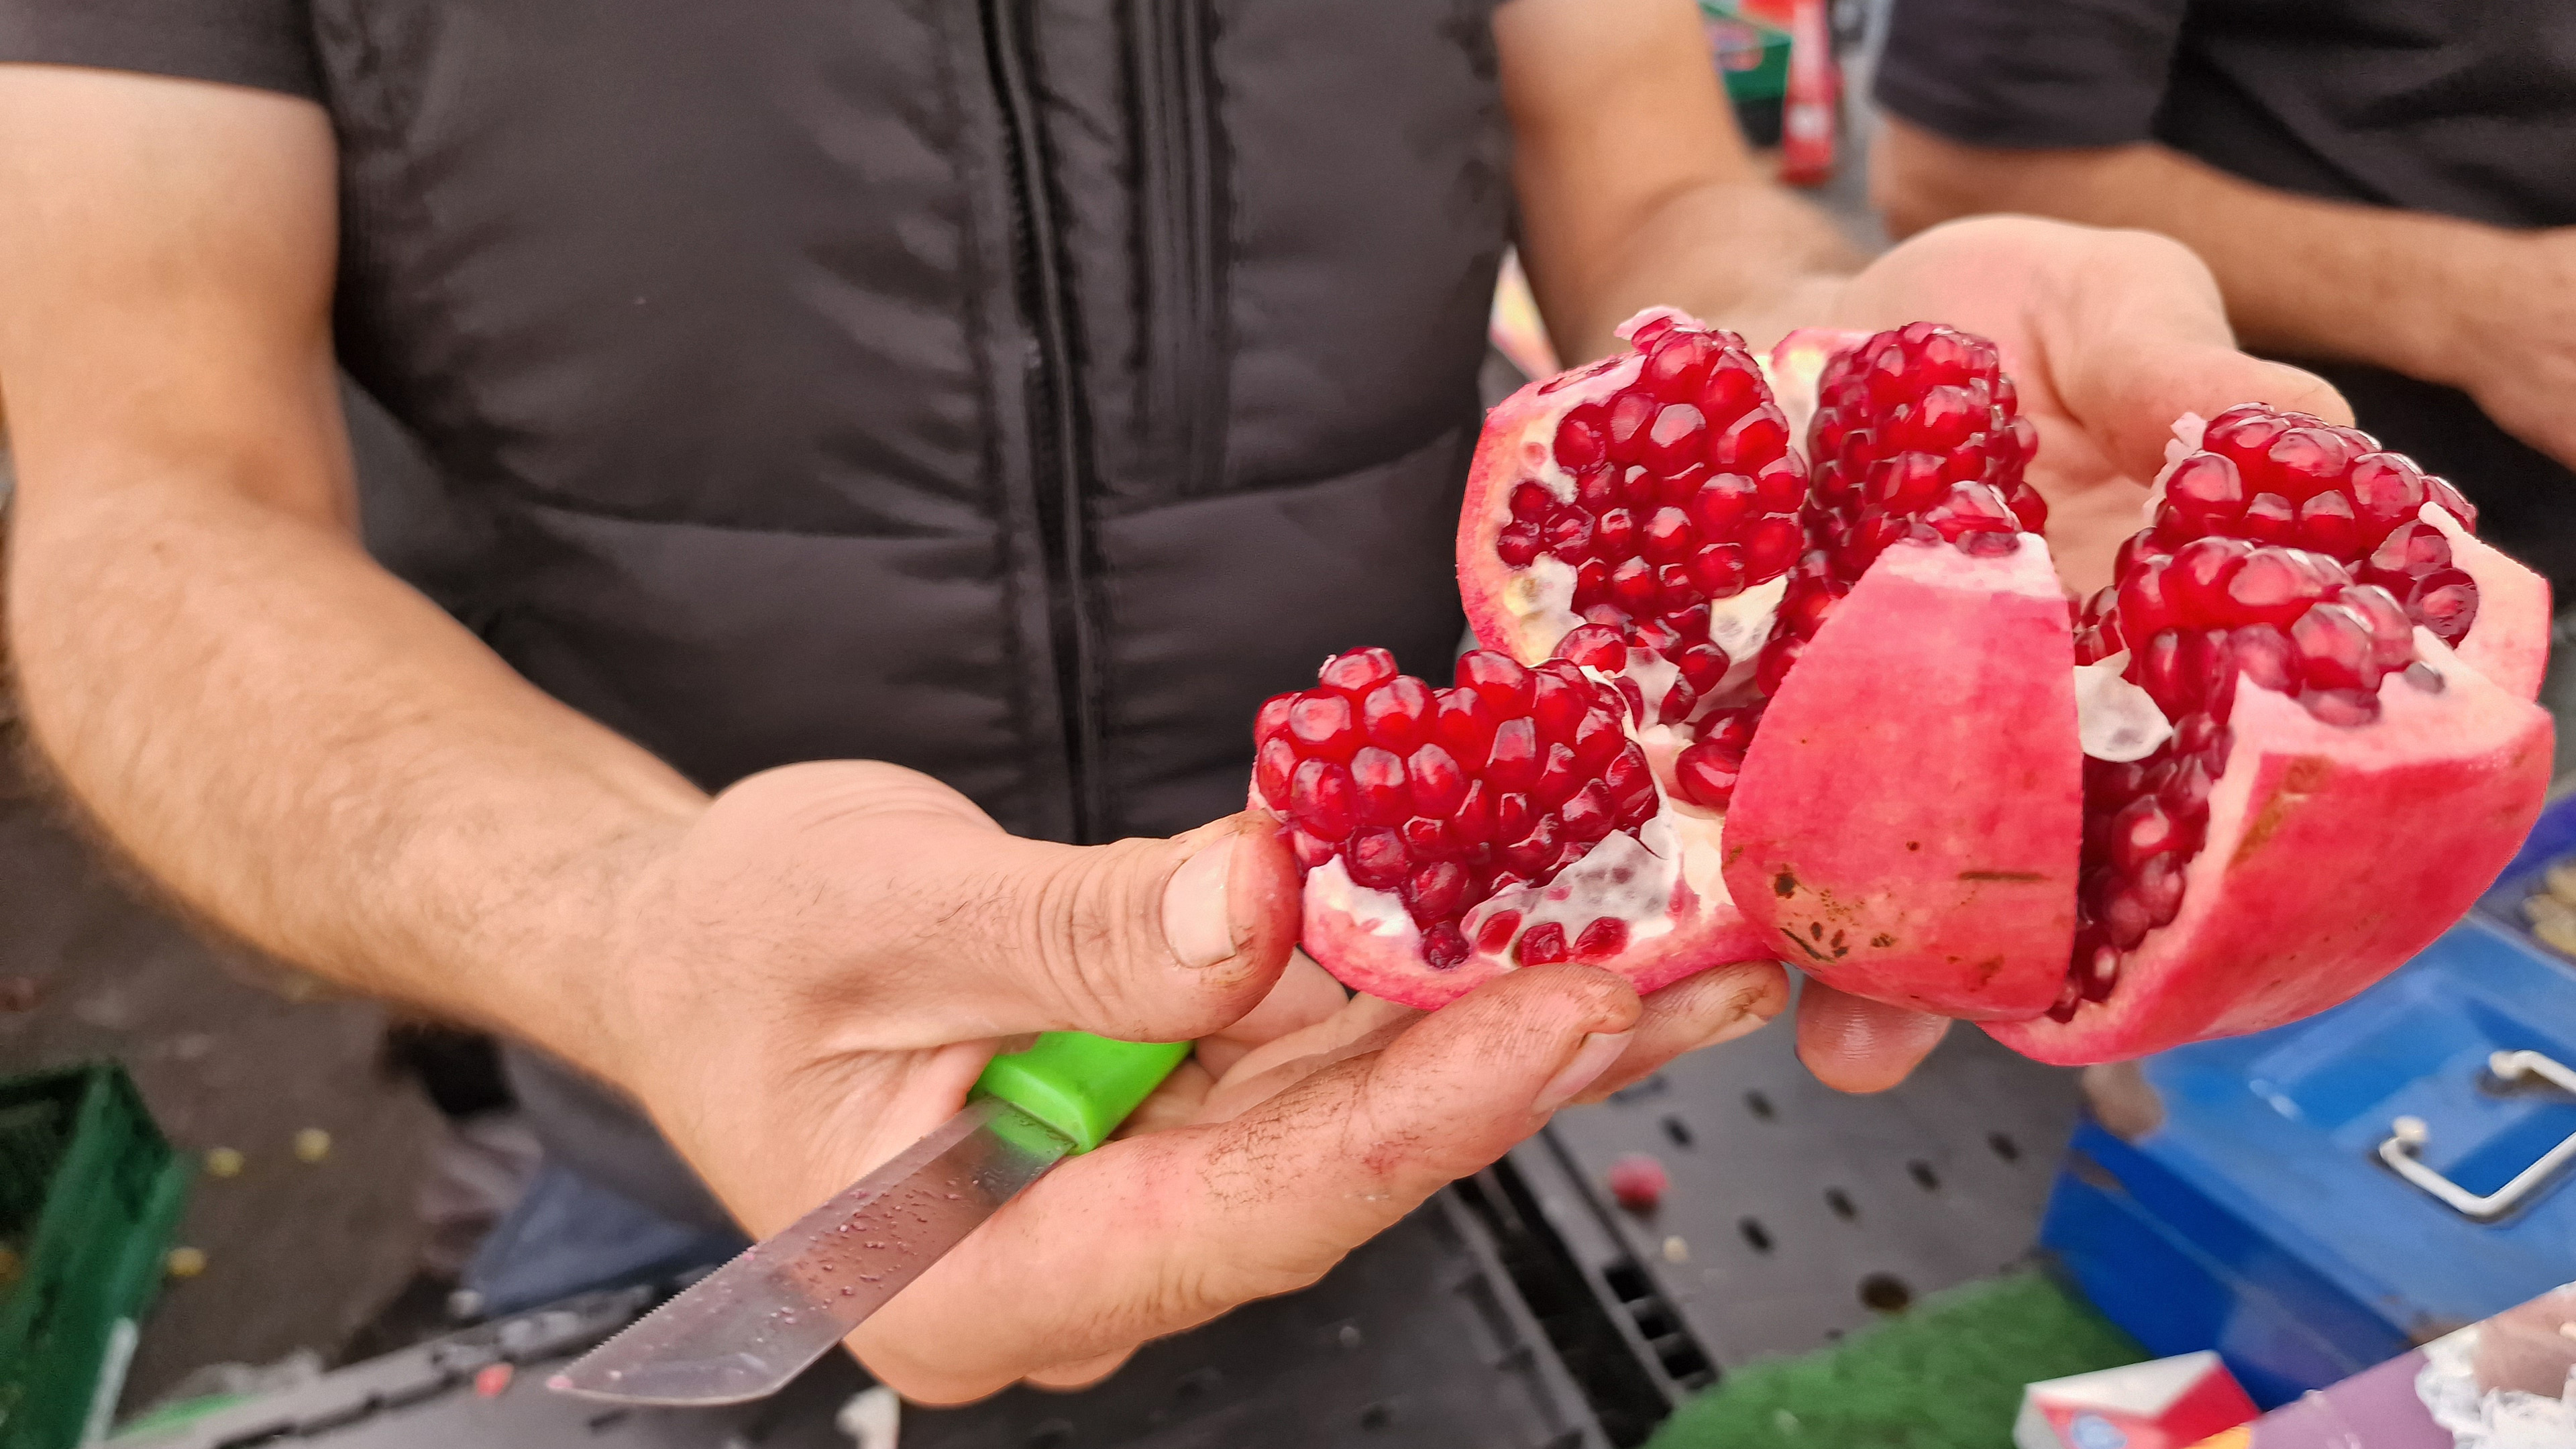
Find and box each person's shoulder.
[0,0,322,103]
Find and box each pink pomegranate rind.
[1723,536,2081,1018]
[2426,506,2551,701]
[1989,639,2551,1063]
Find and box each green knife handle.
[973,1032,1190,1154]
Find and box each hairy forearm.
[7,466,702,1078]
[1873,120,2515,389]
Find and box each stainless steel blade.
[547,1095,1074,1406]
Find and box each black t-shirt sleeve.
[1872,0,2188,149]
[0,0,318,100]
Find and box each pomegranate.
[1996,405,2554,1061]
[1251,307,2551,1066]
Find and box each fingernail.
[1533,1029,1634,1115]
[1161,833,1240,969]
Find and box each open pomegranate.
[1251,309,2553,1063]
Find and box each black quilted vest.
[314,0,1511,1224]
[328,0,1511,846]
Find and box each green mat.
[1649,1271,2147,1448]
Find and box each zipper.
[981,0,1108,841]
[1136,0,1226,496]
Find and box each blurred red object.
[1778,0,1837,186]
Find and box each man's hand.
[595,761,1846,1401]
[1784,217,2351,595]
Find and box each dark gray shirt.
[1876,0,2576,592]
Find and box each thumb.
[2084,343,2353,486]
[918,811,1305,1044]
[2046,229,2354,481]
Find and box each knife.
[547,1032,1189,1406]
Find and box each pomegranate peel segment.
[1988,638,2552,1064]
[1722,534,2082,1019]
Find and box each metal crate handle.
[2377,1050,2576,1221]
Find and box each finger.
[1794,979,1951,1093]
[1193,949,1348,1080]
[2045,230,2353,481]
[1024,1347,1136,1393]
[850,965,1642,1402]
[1568,959,1790,1104]
[1193,991,1423,1124]
[868,804,1304,1045]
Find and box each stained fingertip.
[1794,981,1952,1093]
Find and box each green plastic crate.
[0,1064,191,1449]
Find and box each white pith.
[2074,651,2173,762]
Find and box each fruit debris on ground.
[1608,1152,1669,1213]
[1252,308,2551,1065]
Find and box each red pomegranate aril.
[2297,491,2359,556]
[1360,676,1434,752]
[1574,917,1630,961]
[1401,815,1458,861]
[1742,517,1806,577]
[2106,797,2181,873]
[1352,746,1411,825]
[2163,453,2243,525]
[2413,569,2479,643]
[1407,742,1469,816]
[1592,508,1638,559]
[1603,745,1655,814]
[2346,453,2426,531]
[2290,602,2377,692]
[1673,643,1731,696]
[1403,862,1469,922]
[1689,474,1757,534]
[1672,739,1741,808]
[1348,828,1407,890]
[1433,687,1501,763]
[1713,407,1789,469]
[1645,404,1708,473]
[2369,520,2450,578]
[2117,558,2178,639]
[2240,492,2298,544]
[2165,536,2252,625]
[1457,651,1534,711]
[1560,782,1616,839]
[1554,407,1607,469]
[1571,709,1625,772]
[2339,584,2416,670]
[1502,814,1562,875]
[2224,548,2334,627]
[1645,330,1721,397]
[1640,506,1694,563]
[1496,525,1543,567]
[1255,692,1297,741]
[2425,476,2477,530]
[1320,647,1398,697]
[1451,781,1496,844]
[1605,391,1656,464]
[1509,481,1554,523]
[2265,427,2358,499]
[1533,743,1585,806]
[2302,687,2381,726]
[1517,922,1570,965]
[1288,826,1337,871]
[1576,468,1619,512]
[1287,692,1360,761]
[1686,543,1748,597]
[1545,511,1595,562]
[1493,790,1536,844]
[1290,757,1357,839]
[1485,718,1542,792]
[1530,672,1591,743]
[1255,737,1298,804]
[1422,921,1472,969]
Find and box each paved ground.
[0,745,443,1406]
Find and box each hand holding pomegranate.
[1792,216,2357,595]
[593,758,1838,1402]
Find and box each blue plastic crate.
[2041,920,2576,1409]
